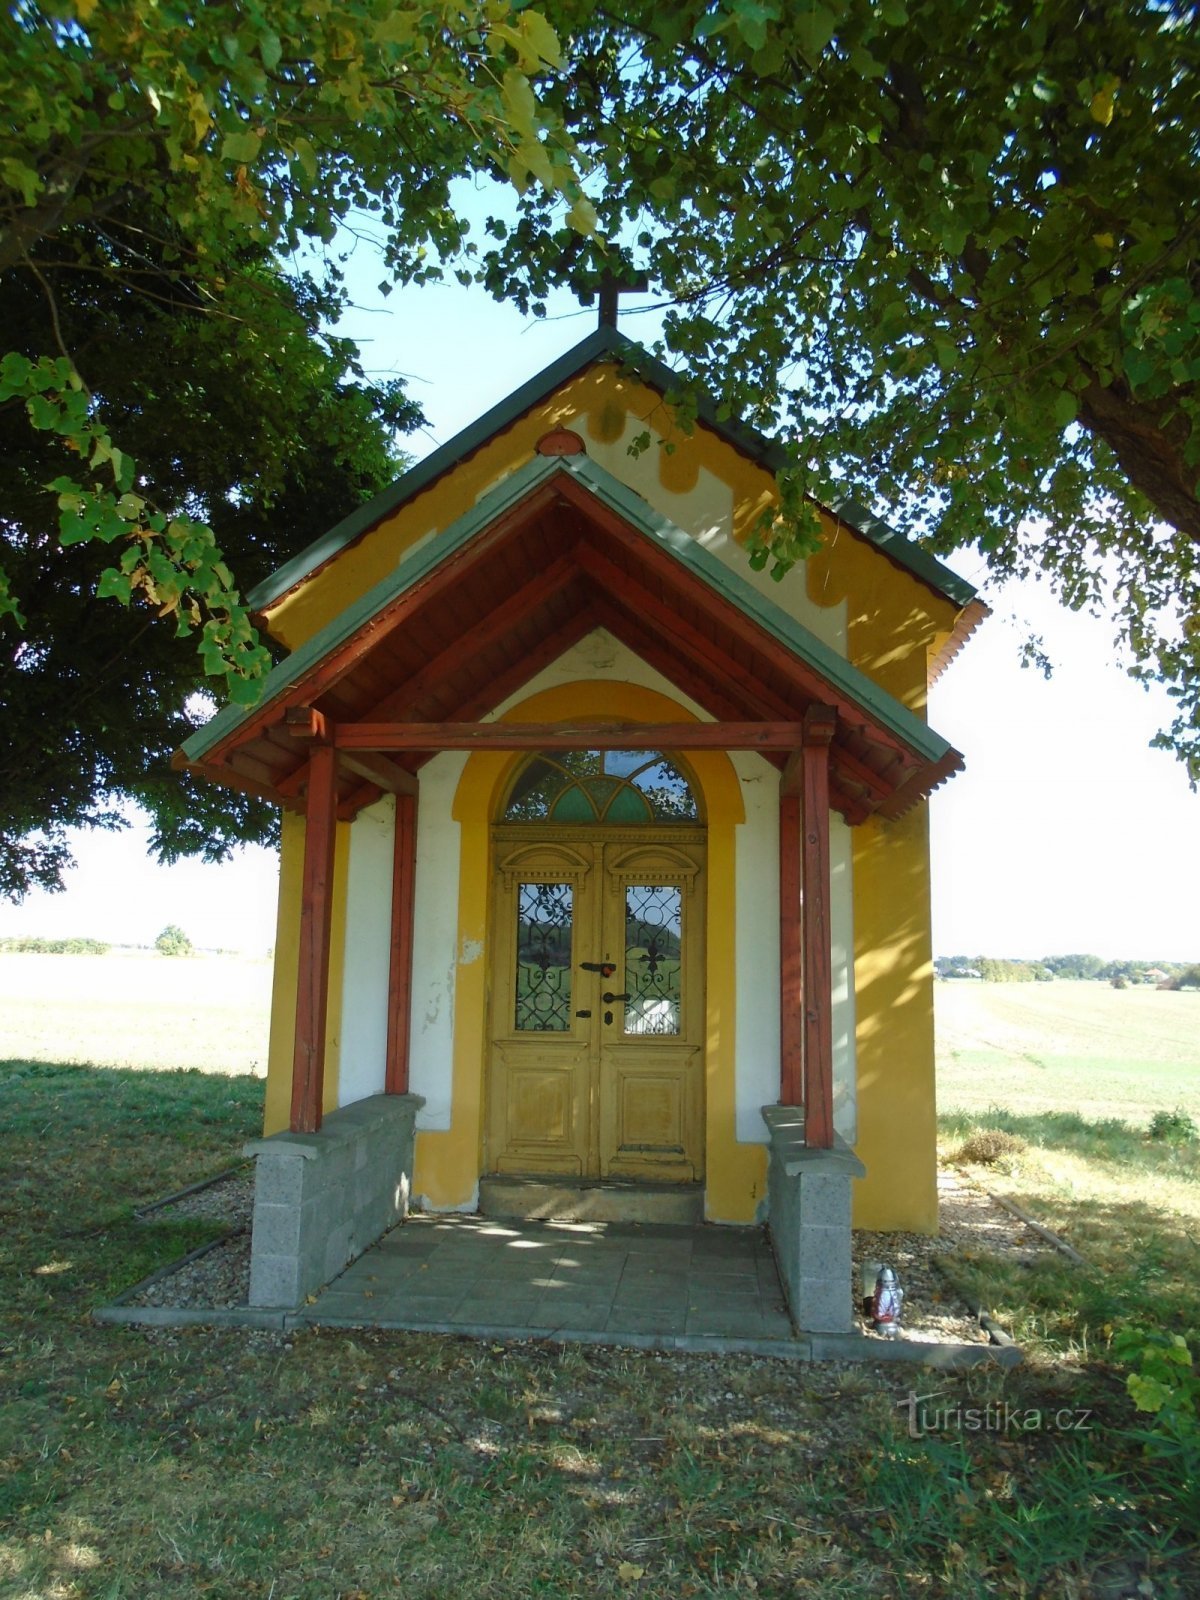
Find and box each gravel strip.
[130,1171,253,1309]
[129,1165,1046,1338]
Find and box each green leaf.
[729,0,778,52]
[793,5,835,60]
[0,566,26,627]
[566,195,598,236]
[0,351,33,399]
[1052,390,1077,429]
[221,129,260,164]
[519,11,562,69]
[260,30,282,71]
[501,70,538,140]
[1,157,40,207]
[97,567,135,604]
[26,394,59,431]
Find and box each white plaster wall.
[407,750,468,1130]
[489,628,711,721]
[729,759,857,1146]
[337,796,396,1108]
[732,753,781,1142]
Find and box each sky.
[2,219,1197,961]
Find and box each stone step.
[478,1175,705,1226]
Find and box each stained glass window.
[503,750,698,823]
[515,881,573,1031]
[624,884,682,1035]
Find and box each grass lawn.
[936,980,1200,1123]
[0,952,271,1076]
[0,978,1198,1595]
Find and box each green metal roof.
[185,451,953,769]
[246,326,978,615]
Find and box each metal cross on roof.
[595,268,650,330]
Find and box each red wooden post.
[801,708,837,1148]
[290,739,338,1133]
[385,790,418,1095]
[779,791,804,1106]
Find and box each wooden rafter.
[359,554,583,724]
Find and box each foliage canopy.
[485,0,1200,773]
[2,0,1198,903]
[0,0,583,896]
[0,0,582,688]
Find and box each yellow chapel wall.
[413,674,764,1226]
[259,359,960,1231]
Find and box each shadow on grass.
[941,1188,1200,1335]
[940,1104,1200,1179]
[0,1057,262,1316]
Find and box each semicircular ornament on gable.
[502,749,701,824]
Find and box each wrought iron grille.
[515,881,573,1031]
[624,883,682,1035]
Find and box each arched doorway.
[486,749,706,1184]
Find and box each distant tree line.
[0,935,109,955]
[936,954,1200,988]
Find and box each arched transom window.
[502,750,700,824]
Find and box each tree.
[483,0,1200,774]
[155,924,193,957]
[0,208,424,900]
[0,0,586,692]
[1,0,587,898]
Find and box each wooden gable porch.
[179,450,964,1175]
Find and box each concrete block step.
[478,1176,705,1226]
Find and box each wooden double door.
[486,828,705,1183]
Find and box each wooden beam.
[175,756,302,813]
[779,707,836,798]
[385,792,419,1095]
[290,739,338,1134]
[577,546,800,721]
[337,782,383,823]
[558,473,920,754]
[284,705,328,740]
[335,720,808,753]
[801,710,835,1149]
[339,750,419,796]
[830,742,895,802]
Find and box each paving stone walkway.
[308,1213,794,1343]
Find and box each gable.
[251,331,980,711]
[179,455,964,828]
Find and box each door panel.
[600,1049,702,1179]
[488,831,704,1183]
[491,1040,590,1175]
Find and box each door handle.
[602,991,631,1004]
[580,961,616,976]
